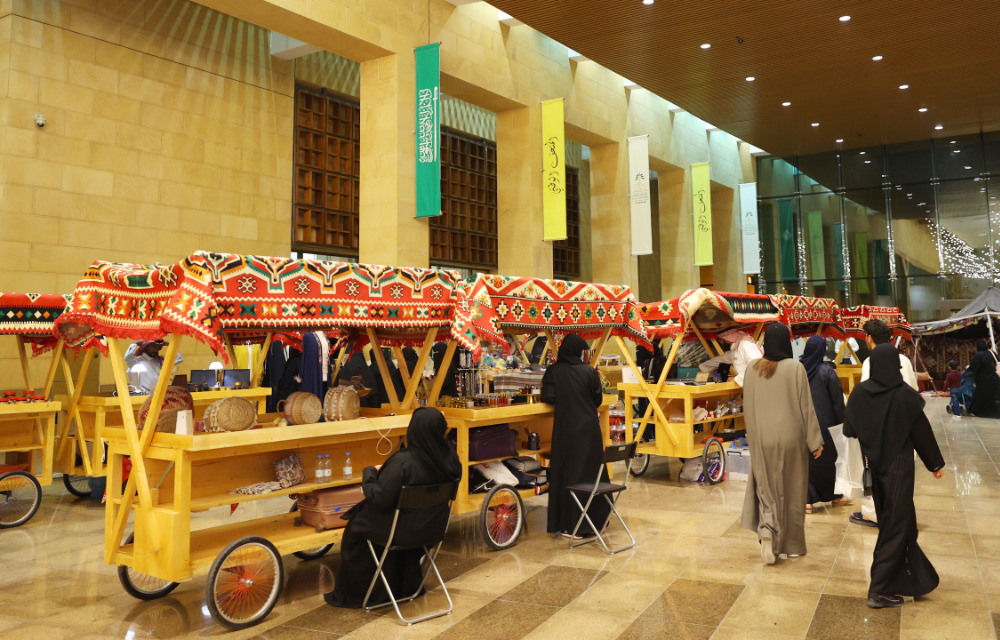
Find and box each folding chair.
[567,442,638,554]
[363,480,460,625]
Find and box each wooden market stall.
[54,252,500,630]
[449,274,650,549]
[0,292,70,527]
[835,305,913,395]
[620,289,782,481]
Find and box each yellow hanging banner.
[541,98,567,241]
[691,162,713,266]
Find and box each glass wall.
[757,133,1000,322]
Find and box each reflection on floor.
[2,398,999,639]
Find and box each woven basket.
[137,387,194,433]
[279,391,322,425]
[324,386,360,422]
[203,397,257,433]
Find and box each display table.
[0,400,60,484]
[836,365,863,395]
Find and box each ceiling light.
[700,43,711,49]
[839,15,851,22]
[864,160,871,164]
[950,140,956,144]
[781,101,791,107]
[935,124,944,130]
[954,149,961,153]
[811,122,819,127]
[899,84,909,90]
[859,151,866,155]
[965,166,973,170]
[907,193,913,197]
[745,76,755,82]
[836,138,844,143]
[643,0,654,4]
[872,55,883,61]
[918,107,928,112]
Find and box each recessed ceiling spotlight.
[700,43,711,49]
[872,55,883,61]
[859,151,866,155]
[899,84,909,90]
[836,138,844,143]
[954,149,961,153]
[839,15,851,21]
[781,101,791,107]
[950,140,956,144]
[935,124,944,130]
[643,0,654,5]
[965,165,973,170]
[918,107,928,112]
[811,122,820,127]
[864,160,871,164]
[746,76,755,82]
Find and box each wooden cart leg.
[366,329,400,412]
[399,328,436,411]
[427,341,457,407]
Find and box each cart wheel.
[118,533,180,600]
[63,473,91,498]
[628,453,650,477]
[206,536,283,630]
[0,470,41,528]
[702,438,726,485]
[289,503,333,560]
[481,484,524,551]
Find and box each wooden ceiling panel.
[492,0,1000,156]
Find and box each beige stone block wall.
[0,1,296,389]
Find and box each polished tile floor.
[2,398,999,639]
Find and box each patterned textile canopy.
[769,294,845,339]
[55,252,503,360]
[911,287,1000,337]
[641,288,781,340]
[0,292,73,355]
[838,305,912,341]
[465,274,650,347]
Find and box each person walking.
[844,344,945,609]
[741,323,824,564]
[968,339,1000,418]
[799,335,849,513]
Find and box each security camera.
[34,114,46,128]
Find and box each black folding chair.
[363,480,460,625]
[567,442,637,554]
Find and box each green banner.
[415,43,441,218]
[853,232,870,294]
[807,211,826,280]
[778,198,795,281]
[874,239,888,295]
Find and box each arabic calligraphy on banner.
[541,98,567,241]
[691,162,713,266]
[415,43,441,218]
[628,135,653,255]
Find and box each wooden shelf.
[185,478,362,512]
[468,447,551,466]
[0,401,61,416]
[60,388,270,408]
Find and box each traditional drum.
[278,391,322,425]
[137,386,194,433]
[203,397,257,433]
[324,385,360,422]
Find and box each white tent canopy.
[911,287,1000,351]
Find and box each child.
[944,360,970,416]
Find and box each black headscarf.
[800,334,826,380]
[402,347,419,374]
[762,323,794,362]
[405,407,461,480]
[977,339,989,352]
[844,344,926,473]
[557,333,588,365]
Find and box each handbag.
[862,453,873,497]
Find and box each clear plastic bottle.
[315,454,324,483]
[324,454,333,481]
[343,451,353,480]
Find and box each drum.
[137,387,194,433]
[203,397,257,433]
[278,391,322,425]
[324,386,360,422]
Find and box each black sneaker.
[866,593,904,609]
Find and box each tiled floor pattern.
[1,398,998,639]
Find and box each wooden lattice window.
[430,128,497,270]
[553,167,581,278]
[292,85,360,256]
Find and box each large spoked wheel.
[289,503,334,560]
[206,536,283,630]
[0,470,42,528]
[629,453,650,477]
[118,533,180,600]
[481,484,524,551]
[63,473,91,498]
[702,438,726,485]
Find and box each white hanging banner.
[628,135,653,255]
[739,182,760,274]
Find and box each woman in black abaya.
[844,344,945,609]
[968,339,1000,418]
[324,407,461,608]
[540,333,609,537]
[799,335,848,511]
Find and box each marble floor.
[1,398,999,640]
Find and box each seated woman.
[324,407,461,608]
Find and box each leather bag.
[293,485,365,532]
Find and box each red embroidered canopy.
[55,252,503,360]
[838,305,913,341]
[641,289,781,340]
[769,294,845,339]
[465,274,650,347]
[0,292,73,355]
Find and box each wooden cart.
[448,274,649,549]
[54,252,501,629]
[0,292,71,527]
[835,305,913,396]
[619,289,781,481]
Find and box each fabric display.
[230,481,282,495]
[323,386,361,421]
[918,337,977,378]
[0,292,75,355]
[465,274,650,347]
[641,288,780,340]
[768,294,844,338]
[137,386,194,432]
[300,331,330,400]
[839,305,912,341]
[279,391,323,425]
[491,370,545,394]
[273,452,305,488]
[202,397,257,433]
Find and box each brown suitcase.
[293,485,365,532]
